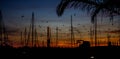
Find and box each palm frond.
[56,0,71,16]
[56,0,99,17]
[56,0,120,23]
[91,6,101,23]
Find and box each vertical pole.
[24,27,27,46]
[31,12,34,47]
[71,15,72,47]
[0,10,3,46]
[94,17,97,46]
[21,32,23,47]
[3,26,7,46]
[34,28,38,47]
[90,27,93,47]
[71,15,74,47]
[117,20,120,46]
[107,33,110,46]
[56,27,58,47]
[26,24,31,47]
[118,20,120,46]
[47,26,50,48]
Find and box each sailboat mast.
[56,27,58,47]
[31,12,34,47]
[70,15,74,47]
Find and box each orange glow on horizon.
[4,30,120,48]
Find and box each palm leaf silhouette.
[56,0,120,23]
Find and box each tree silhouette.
[56,0,120,23]
[56,0,120,46]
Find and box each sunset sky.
[0,0,120,47]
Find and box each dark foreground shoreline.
[0,46,120,59]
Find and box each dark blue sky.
[0,0,94,32]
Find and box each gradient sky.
[0,0,120,47]
[0,0,91,29]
